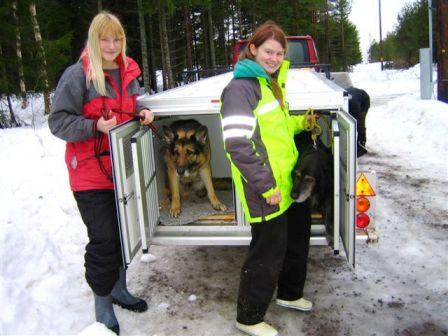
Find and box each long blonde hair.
[84,12,127,96]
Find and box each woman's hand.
[139,108,154,125]
[96,114,117,134]
[266,189,281,205]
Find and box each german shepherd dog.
[162,119,227,218]
[291,131,334,239]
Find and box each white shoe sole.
[235,321,278,336]
[276,299,313,312]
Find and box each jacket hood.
[234,59,271,83]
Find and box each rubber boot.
[94,293,120,335]
[111,267,148,312]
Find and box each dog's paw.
[170,206,182,218]
[212,201,227,212]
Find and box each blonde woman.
[49,12,153,334]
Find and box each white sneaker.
[235,321,278,336]
[276,297,313,311]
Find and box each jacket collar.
[234,59,270,83]
[233,59,290,85]
[80,49,140,80]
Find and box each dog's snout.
[290,190,299,199]
[291,171,301,199]
[304,175,315,183]
[176,166,186,175]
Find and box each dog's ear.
[162,125,175,145]
[194,125,208,145]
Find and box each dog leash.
[110,108,163,141]
[304,108,322,148]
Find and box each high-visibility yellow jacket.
[220,59,308,223]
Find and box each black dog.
[291,131,334,239]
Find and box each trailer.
[109,67,364,268]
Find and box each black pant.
[74,189,123,296]
[236,202,311,325]
[347,86,370,145]
[349,99,367,145]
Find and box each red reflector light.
[356,197,371,212]
[356,213,370,228]
[211,99,220,103]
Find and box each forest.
[0,0,433,121]
[368,0,434,68]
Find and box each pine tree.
[137,0,150,93]
[29,1,50,113]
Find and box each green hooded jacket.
[220,59,308,223]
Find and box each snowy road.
[119,84,448,335]
[1,63,447,336]
[119,124,448,336]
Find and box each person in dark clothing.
[48,12,154,335]
[346,86,371,157]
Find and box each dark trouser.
[74,190,123,296]
[278,202,311,300]
[347,87,370,145]
[358,110,368,145]
[236,202,311,325]
[348,99,366,144]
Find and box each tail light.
[356,197,370,212]
[356,213,370,228]
[356,173,376,229]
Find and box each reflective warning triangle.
[356,173,376,196]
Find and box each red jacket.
[49,51,142,191]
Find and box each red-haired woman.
[220,21,313,336]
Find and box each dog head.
[291,132,333,210]
[162,120,209,176]
[291,158,318,203]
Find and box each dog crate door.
[131,127,160,252]
[110,120,143,265]
[336,110,357,267]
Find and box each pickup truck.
[109,36,377,268]
[180,35,329,83]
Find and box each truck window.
[287,40,310,67]
[234,39,311,67]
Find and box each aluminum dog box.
[109,69,358,266]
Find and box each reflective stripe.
[257,100,279,115]
[223,128,253,140]
[221,115,256,128]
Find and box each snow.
[1,63,447,335]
